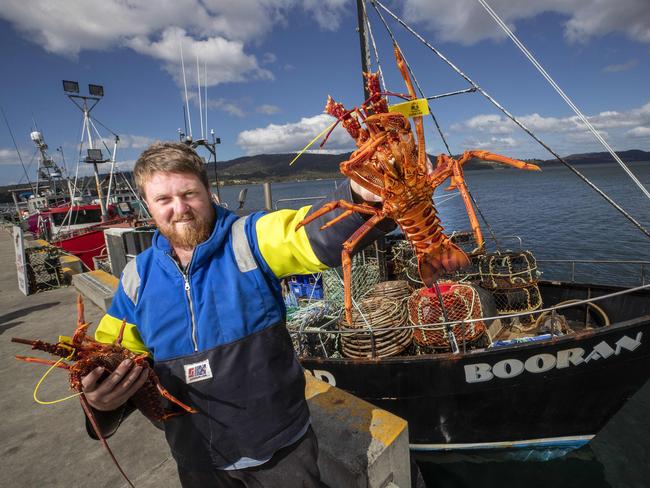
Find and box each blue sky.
[1,0,649,186]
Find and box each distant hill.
[540,149,650,166]
[1,149,649,203]
[207,153,352,184]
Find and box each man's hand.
[348,157,434,204]
[350,179,382,203]
[81,359,149,411]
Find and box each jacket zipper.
[169,254,199,352]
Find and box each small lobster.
[11,295,197,488]
[298,44,540,324]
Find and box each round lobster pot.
[407,282,488,350]
[491,282,543,316]
[477,251,538,290]
[365,280,413,301]
[339,297,412,359]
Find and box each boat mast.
[356,0,371,101]
[63,81,110,222]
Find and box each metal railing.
[292,282,650,358]
[274,196,326,210]
[537,259,650,286]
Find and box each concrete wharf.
[1,227,410,487]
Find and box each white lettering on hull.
[465,333,643,383]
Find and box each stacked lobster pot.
[322,252,380,310]
[477,250,542,323]
[339,280,412,359]
[407,282,489,353]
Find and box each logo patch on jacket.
[184,359,213,384]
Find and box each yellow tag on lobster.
[388,98,430,118]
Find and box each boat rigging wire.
[197,55,204,140]
[477,0,650,203]
[371,0,650,241]
[180,41,192,138]
[1,106,36,194]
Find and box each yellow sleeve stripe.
[256,207,329,278]
[95,315,151,357]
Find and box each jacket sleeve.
[251,179,393,278]
[85,259,151,440]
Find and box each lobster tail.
[418,242,470,288]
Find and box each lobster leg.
[450,160,485,251]
[340,214,386,325]
[14,356,71,368]
[79,394,135,488]
[296,200,380,231]
[451,151,540,251]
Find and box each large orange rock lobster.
[298,44,540,324]
[11,296,196,487]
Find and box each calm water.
[215,162,650,488]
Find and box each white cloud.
[257,104,281,115]
[237,114,354,155]
[452,102,650,136]
[0,148,20,165]
[127,27,273,86]
[627,127,650,138]
[603,60,638,73]
[0,0,350,89]
[448,101,650,156]
[402,0,650,45]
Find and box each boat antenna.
[1,105,35,194]
[477,0,650,202]
[180,41,193,139]
[204,60,208,140]
[370,0,650,240]
[356,0,371,101]
[196,55,204,140]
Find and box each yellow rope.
[289,121,337,166]
[33,355,81,405]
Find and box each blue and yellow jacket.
[92,181,387,469]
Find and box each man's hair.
[134,142,209,197]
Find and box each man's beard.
[159,210,214,249]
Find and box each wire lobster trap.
[339,295,412,359]
[475,251,542,320]
[25,246,64,293]
[407,282,489,352]
[390,238,482,285]
[322,251,381,312]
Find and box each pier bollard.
[263,182,273,211]
[305,371,411,488]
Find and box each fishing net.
[287,301,339,358]
[25,246,64,292]
[407,282,488,351]
[339,294,412,359]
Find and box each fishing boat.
[291,0,650,459]
[11,82,148,270]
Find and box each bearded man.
[79,142,389,488]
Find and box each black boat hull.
[300,282,650,450]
